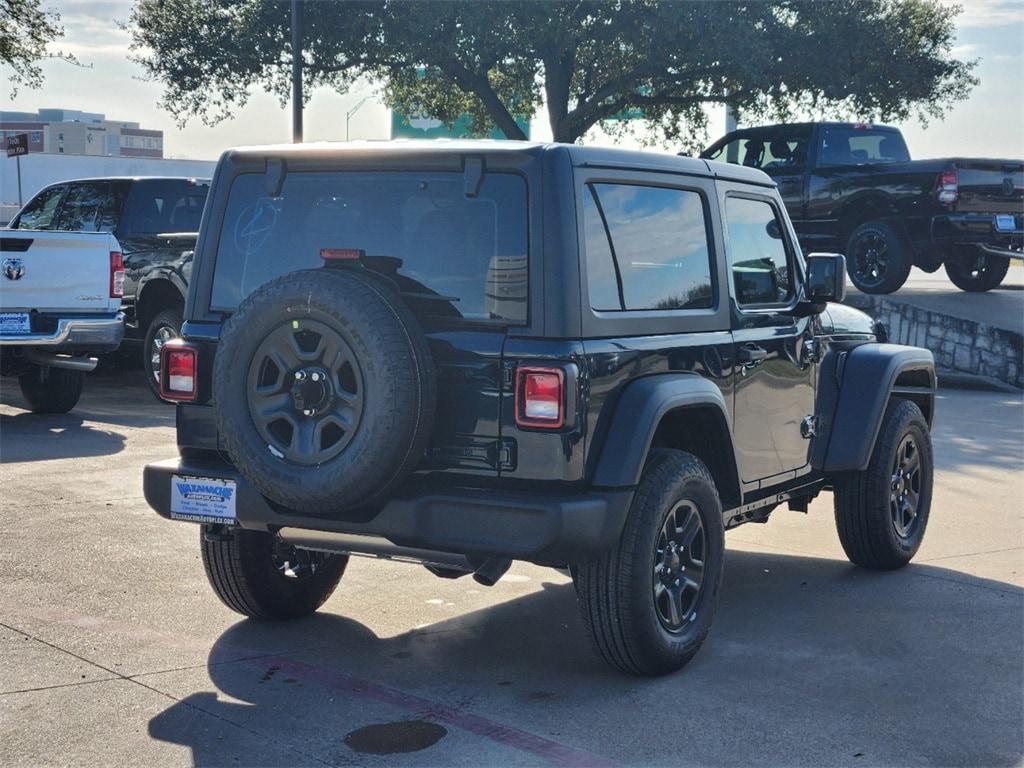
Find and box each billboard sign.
[5,133,29,158]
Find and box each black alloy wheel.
[848,228,891,291]
[845,221,912,294]
[890,434,922,539]
[246,319,364,465]
[653,500,707,632]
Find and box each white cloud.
[949,0,1024,28]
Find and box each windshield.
[210,171,528,324]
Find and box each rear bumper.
[143,456,634,564]
[930,213,1024,259]
[0,312,125,352]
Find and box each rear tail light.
[936,168,958,205]
[160,340,198,402]
[109,251,125,298]
[515,367,565,429]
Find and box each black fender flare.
[591,374,739,493]
[821,343,935,473]
[136,272,188,324]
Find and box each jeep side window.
[12,185,65,230]
[725,196,793,306]
[584,183,713,311]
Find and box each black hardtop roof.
[220,139,775,188]
[43,176,211,186]
[715,121,902,138]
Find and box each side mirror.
[800,253,846,311]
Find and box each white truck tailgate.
[0,231,120,313]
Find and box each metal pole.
[291,0,303,143]
[16,154,22,206]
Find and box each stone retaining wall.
[845,295,1023,388]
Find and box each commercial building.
[0,109,163,158]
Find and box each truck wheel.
[834,399,933,570]
[944,250,1010,292]
[214,268,435,515]
[201,528,348,619]
[574,450,725,676]
[18,365,85,414]
[846,221,913,294]
[144,308,183,399]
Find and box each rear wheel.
[574,450,725,676]
[201,527,348,620]
[834,399,933,569]
[846,220,912,294]
[18,365,85,414]
[144,308,183,399]
[944,250,1010,292]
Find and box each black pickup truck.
[701,122,1023,293]
[9,177,210,396]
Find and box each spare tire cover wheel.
[213,268,436,514]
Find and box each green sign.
[391,109,530,140]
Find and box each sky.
[3,0,1023,161]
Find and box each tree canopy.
[1,0,71,96]
[128,0,977,149]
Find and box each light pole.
[291,0,303,143]
[346,95,372,141]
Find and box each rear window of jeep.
[210,171,528,323]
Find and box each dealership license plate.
[995,214,1016,232]
[170,475,237,524]
[0,312,31,335]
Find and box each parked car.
[0,230,125,413]
[8,176,211,396]
[143,142,936,676]
[700,122,1023,293]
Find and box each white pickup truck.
[0,230,125,413]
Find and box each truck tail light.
[936,168,958,205]
[160,340,198,402]
[109,251,125,298]
[515,367,565,429]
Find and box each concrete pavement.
[1,372,1022,766]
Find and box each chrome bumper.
[0,313,125,351]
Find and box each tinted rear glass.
[210,171,528,323]
[123,179,210,235]
[818,126,910,166]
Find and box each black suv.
[144,142,936,676]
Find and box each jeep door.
[719,186,817,486]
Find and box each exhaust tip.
[472,558,512,587]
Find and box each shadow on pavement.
[148,548,1023,767]
[0,411,127,462]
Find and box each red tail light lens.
[936,168,958,205]
[515,367,565,428]
[109,251,125,298]
[160,340,197,402]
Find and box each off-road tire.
[944,251,1010,292]
[834,399,933,569]
[18,365,85,414]
[214,267,435,514]
[200,527,348,620]
[574,450,725,676]
[144,307,183,399]
[846,220,913,294]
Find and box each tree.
[128,0,976,150]
[1,0,73,96]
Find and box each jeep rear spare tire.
[213,268,435,514]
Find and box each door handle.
[738,343,768,365]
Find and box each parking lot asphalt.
[1,371,1022,767]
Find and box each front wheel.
[143,308,183,399]
[845,220,913,294]
[574,450,725,676]
[944,250,1010,292]
[18,365,85,414]
[834,399,933,569]
[201,528,348,620]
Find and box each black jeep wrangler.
[144,142,936,676]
